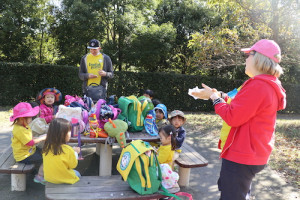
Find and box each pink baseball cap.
[10,102,40,122]
[241,39,281,63]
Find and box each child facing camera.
[42,118,81,184]
[36,88,62,124]
[169,110,186,151]
[154,104,168,129]
[10,102,47,184]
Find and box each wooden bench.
[0,146,35,191]
[45,175,180,200]
[175,143,208,187]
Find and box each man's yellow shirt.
[86,53,104,86]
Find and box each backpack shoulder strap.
[117,140,153,181]
[117,96,132,121]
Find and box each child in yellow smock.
[10,102,47,184]
[157,125,179,188]
[157,125,177,167]
[42,118,81,184]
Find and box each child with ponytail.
[156,125,179,189]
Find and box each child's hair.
[159,125,177,151]
[11,117,30,126]
[29,101,40,120]
[43,118,71,156]
[144,89,154,98]
[29,101,39,108]
[152,99,161,107]
[253,52,283,77]
[155,109,164,114]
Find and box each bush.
[0,62,81,105]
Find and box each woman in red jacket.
[192,39,286,200]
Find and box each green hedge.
[0,62,299,113]
[0,62,82,104]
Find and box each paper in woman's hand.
[188,86,209,100]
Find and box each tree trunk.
[270,0,279,41]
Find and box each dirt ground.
[0,108,299,199]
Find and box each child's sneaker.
[34,175,46,185]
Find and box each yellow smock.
[11,124,36,162]
[43,144,79,184]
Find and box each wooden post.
[178,167,190,187]
[11,174,26,191]
[99,143,112,176]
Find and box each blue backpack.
[144,114,158,136]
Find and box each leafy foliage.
[0,0,299,83]
[0,0,47,62]
[51,0,105,65]
[125,23,176,72]
[189,0,300,76]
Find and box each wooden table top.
[69,131,160,144]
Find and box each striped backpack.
[117,140,180,199]
[117,95,150,132]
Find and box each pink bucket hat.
[241,39,281,63]
[10,102,40,122]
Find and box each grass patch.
[184,112,300,188]
[184,112,222,138]
[269,115,300,188]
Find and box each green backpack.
[117,140,180,198]
[138,95,154,118]
[117,95,150,132]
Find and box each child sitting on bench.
[10,102,47,185]
[42,118,81,184]
[157,125,179,188]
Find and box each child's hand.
[73,147,80,153]
[38,134,47,141]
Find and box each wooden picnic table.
[69,131,160,176]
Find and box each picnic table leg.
[11,173,26,191]
[99,143,112,176]
[178,167,190,187]
[96,143,100,156]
